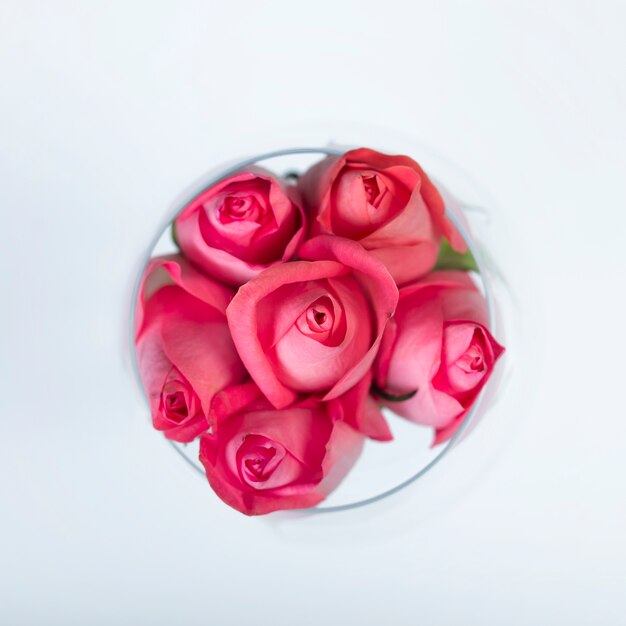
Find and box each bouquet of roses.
[134,148,504,515]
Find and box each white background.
[1,1,625,624]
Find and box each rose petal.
[299,148,466,283]
[376,271,504,434]
[175,168,305,285]
[329,371,393,441]
[135,255,246,442]
[136,254,234,338]
[298,236,399,401]
[199,400,358,515]
[227,259,351,409]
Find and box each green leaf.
[435,238,478,272]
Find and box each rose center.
[244,446,276,480]
[362,174,386,208]
[238,437,286,485]
[164,390,189,422]
[457,344,486,374]
[297,295,336,338]
[307,303,332,332]
[470,356,483,370]
[218,194,265,224]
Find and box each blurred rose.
[374,271,504,444]
[174,168,305,285]
[226,235,398,409]
[135,255,246,442]
[199,383,364,515]
[299,148,466,285]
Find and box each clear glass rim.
[129,145,496,515]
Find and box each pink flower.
[135,255,247,442]
[174,167,306,285]
[199,384,364,515]
[374,271,504,445]
[225,235,399,410]
[299,148,466,285]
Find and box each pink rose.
[174,167,306,285]
[225,235,399,410]
[135,255,246,442]
[374,271,504,444]
[199,383,364,515]
[299,148,466,285]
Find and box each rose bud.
[225,235,398,410]
[298,148,466,285]
[174,168,306,285]
[374,271,504,445]
[199,383,364,515]
[135,255,247,442]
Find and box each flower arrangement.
[134,147,505,515]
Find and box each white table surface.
[1,2,625,624]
